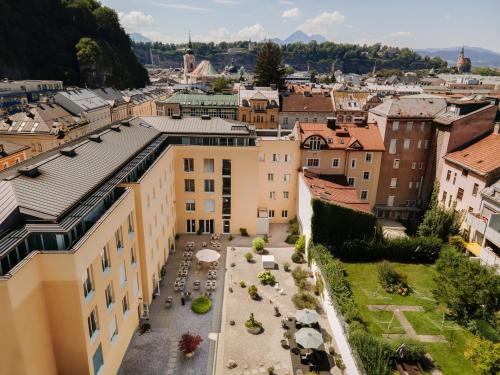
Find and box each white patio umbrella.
[294,328,324,350]
[295,309,320,325]
[195,249,220,263]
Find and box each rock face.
[227,360,237,369]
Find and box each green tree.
[434,247,500,324]
[212,76,229,92]
[417,183,461,241]
[254,41,286,88]
[464,337,500,375]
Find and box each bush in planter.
[245,313,263,331]
[291,267,312,285]
[178,332,203,356]
[191,296,212,314]
[283,262,291,272]
[377,261,409,295]
[289,217,299,235]
[291,252,303,263]
[285,234,299,244]
[240,228,249,236]
[258,270,276,286]
[263,234,269,243]
[292,292,319,311]
[295,235,306,254]
[244,252,254,262]
[248,285,259,299]
[240,280,246,288]
[252,237,265,253]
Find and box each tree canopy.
[253,41,286,88]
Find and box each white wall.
[297,173,313,246]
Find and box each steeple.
[188,30,193,50]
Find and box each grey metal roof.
[54,89,110,113]
[369,97,446,118]
[6,123,160,218]
[0,140,29,155]
[133,116,255,135]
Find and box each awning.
[465,242,482,257]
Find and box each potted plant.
[258,270,276,286]
[244,252,254,263]
[252,237,265,253]
[245,313,263,334]
[178,332,203,358]
[240,280,246,288]
[283,262,291,272]
[248,285,259,300]
[274,306,281,317]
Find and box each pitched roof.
[0,140,29,156]
[165,92,238,107]
[133,116,254,135]
[301,171,371,213]
[297,122,385,151]
[282,93,333,113]
[190,60,219,77]
[369,97,446,118]
[445,132,500,176]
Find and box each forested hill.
[0,0,148,89]
[133,41,448,74]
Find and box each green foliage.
[417,184,461,241]
[472,67,500,76]
[434,247,500,324]
[377,261,409,295]
[448,235,466,252]
[244,252,253,262]
[291,252,303,263]
[240,280,246,288]
[212,76,230,92]
[311,198,376,249]
[283,262,290,272]
[190,296,212,314]
[349,330,394,375]
[248,284,259,299]
[257,270,276,286]
[389,339,426,363]
[295,235,306,254]
[291,267,311,285]
[252,237,265,253]
[285,234,299,244]
[245,312,263,329]
[239,228,249,236]
[292,291,319,310]
[288,217,299,235]
[464,337,500,375]
[254,41,286,88]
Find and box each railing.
[466,212,487,234]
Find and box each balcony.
[485,213,500,248]
[466,212,487,234]
[480,247,500,273]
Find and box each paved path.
[367,305,446,343]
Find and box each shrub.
[390,338,426,363]
[240,280,246,288]
[252,237,265,253]
[448,235,466,252]
[291,252,303,263]
[248,285,259,299]
[377,261,409,295]
[289,217,299,235]
[295,235,306,254]
[283,262,291,272]
[178,332,203,355]
[244,252,254,262]
[464,336,500,375]
[245,313,263,329]
[240,228,249,236]
[191,296,212,314]
[228,234,233,241]
[292,292,319,310]
[285,234,299,244]
[263,234,269,243]
[349,330,394,375]
[291,267,311,285]
[258,270,276,286]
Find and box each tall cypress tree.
[254,41,286,89]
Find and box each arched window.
[308,136,322,151]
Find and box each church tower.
[183,32,196,76]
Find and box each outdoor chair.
[202,242,207,247]
[165,296,173,308]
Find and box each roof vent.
[60,146,77,157]
[201,114,211,120]
[18,165,40,178]
[171,113,182,119]
[89,134,102,143]
[110,124,121,132]
[120,120,131,127]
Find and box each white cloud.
[299,11,345,35]
[118,11,154,32]
[389,31,411,37]
[233,23,267,41]
[282,7,301,19]
[213,0,240,4]
[149,2,211,12]
[194,27,231,42]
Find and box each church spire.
[188,30,193,49]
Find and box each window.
[453,173,457,185]
[412,162,416,170]
[186,219,195,233]
[347,177,355,186]
[350,159,357,169]
[269,191,276,199]
[392,121,399,131]
[109,315,118,342]
[446,170,451,181]
[270,115,275,122]
[417,140,422,149]
[185,200,195,212]
[420,121,426,131]
[393,159,400,169]
[403,139,411,149]
[424,140,430,149]
[442,191,447,202]
[284,153,291,162]
[308,136,322,150]
[283,191,289,199]
[87,307,99,339]
[365,152,373,163]
[83,266,94,298]
[127,213,134,234]
[105,283,114,309]
[360,190,368,200]
[119,261,127,288]
[472,183,479,197]
[184,179,195,192]
[183,158,194,172]
[122,293,129,315]
[389,139,397,154]
[101,245,111,272]
[284,174,290,182]
[406,121,413,131]
[259,153,265,162]
[306,158,320,168]
[419,162,423,170]
[448,194,453,207]
[269,210,275,218]
[203,158,214,173]
[204,179,215,192]
[416,181,420,189]
[281,210,288,218]
[462,169,468,177]
[115,228,123,250]
[409,182,413,189]
[363,171,370,180]
[268,173,274,182]
[387,195,395,207]
[390,178,397,188]
[332,158,340,168]
[133,274,140,295]
[130,246,137,265]
[457,188,464,201]
[272,153,280,162]
[242,114,247,122]
[92,345,104,375]
[204,199,215,213]
[222,159,231,176]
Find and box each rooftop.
[164,92,238,107]
[54,89,110,113]
[369,96,446,118]
[282,92,333,113]
[301,171,371,213]
[0,141,29,156]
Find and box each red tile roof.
[297,122,385,151]
[445,132,500,175]
[301,171,371,213]
[282,93,333,113]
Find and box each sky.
[101,0,500,52]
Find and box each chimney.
[326,117,336,130]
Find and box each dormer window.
[308,136,322,150]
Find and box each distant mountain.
[130,33,152,43]
[272,31,327,45]
[415,46,500,68]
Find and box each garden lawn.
[343,262,474,375]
